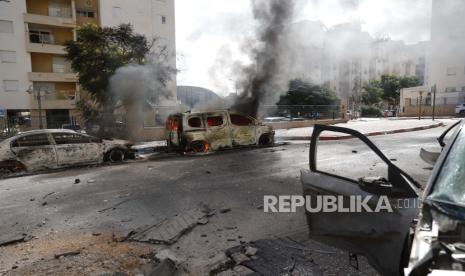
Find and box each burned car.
[0,129,133,176]
[166,110,274,153]
[301,120,465,276]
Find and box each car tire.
[0,161,26,178]
[259,134,273,147]
[106,148,125,163]
[190,141,208,153]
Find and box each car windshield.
[428,127,465,207]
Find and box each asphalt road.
[0,122,451,275]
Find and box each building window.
[3,80,19,92]
[161,15,166,24]
[0,50,16,63]
[445,87,457,92]
[0,20,14,33]
[112,7,121,17]
[76,9,95,18]
[447,67,457,76]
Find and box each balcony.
[26,29,72,54]
[24,13,76,28]
[28,72,77,82]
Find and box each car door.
[52,132,102,166]
[205,112,232,150]
[10,133,57,170]
[301,124,420,276]
[229,113,257,146]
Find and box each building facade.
[0,0,176,132]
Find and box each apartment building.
[0,0,176,131]
[426,0,465,105]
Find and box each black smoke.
[231,0,297,118]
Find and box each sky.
[175,0,432,96]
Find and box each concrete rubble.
[128,206,214,245]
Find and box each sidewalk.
[275,118,453,141]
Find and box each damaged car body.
[301,120,465,276]
[0,129,133,176]
[165,110,274,153]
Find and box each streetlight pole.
[26,86,49,129]
[432,84,437,121]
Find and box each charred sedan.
[301,120,465,276]
[166,110,274,153]
[0,129,133,176]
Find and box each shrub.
[361,106,382,117]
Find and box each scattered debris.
[42,192,55,199]
[352,150,358,154]
[54,251,81,259]
[129,206,214,245]
[98,199,132,213]
[87,179,96,183]
[92,232,102,236]
[29,198,35,201]
[148,258,176,276]
[390,158,397,161]
[74,179,81,184]
[244,246,257,257]
[220,208,231,214]
[197,217,209,225]
[0,233,33,247]
[205,170,212,174]
[41,202,47,206]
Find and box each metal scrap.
[129,206,214,245]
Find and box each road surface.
[0,122,452,275]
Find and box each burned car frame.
[301,120,465,276]
[166,110,274,153]
[0,129,133,176]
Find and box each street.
[0,121,451,275]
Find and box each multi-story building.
[0,0,176,131]
[426,0,465,106]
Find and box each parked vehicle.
[61,123,86,134]
[0,129,133,176]
[455,103,465,116]
[166,110,274,153]
[301,120,465,276]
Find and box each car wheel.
[190,141,208,153]
[0,161,26,178]
[259,134,273,147]
[107,149,125,163]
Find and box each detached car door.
[52,132,102,167]
[10,133,57,170]
[229,114,257,146]
[301,125,420,276]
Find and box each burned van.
[166,110,274,153]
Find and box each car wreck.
[0,129,134,177]
[165,110,274,153]
[301,120,465,276]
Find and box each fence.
[261,105,343,120]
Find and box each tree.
[278,79,338,106]
[362,80,383,105]
[65,23,152,126]
[379,75,420,105]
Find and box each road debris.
[98,199,132,213]
[0,233,33,247]
[42,192,55,199]
[54,250,81,259]
[220,208,231,214]
[74,178,81,184]
[128,206,214,245]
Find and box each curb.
[277,122,445,141]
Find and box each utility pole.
[432,84,437,121]
[26,86,49,129]
[418,90,423,120]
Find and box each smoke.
[230,0,299,118]
[108,54,177,140]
